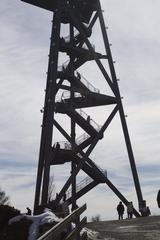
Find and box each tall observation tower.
[21,0,146,216]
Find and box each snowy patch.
[81,228,116,240]
[9,208,62,240]
[81,227,99,239]
[9,214,26,224]
[119,225,136,229]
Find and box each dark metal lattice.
[21,0,146,217]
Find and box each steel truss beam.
[21,0,145,217]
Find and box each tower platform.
[21,0,98,23]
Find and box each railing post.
[37,204,87,240]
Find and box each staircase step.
[55,107,99,136]
[67,94,116,108]
[59,39,105,60]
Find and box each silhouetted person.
[63,193,66,202]
[26,207,32,215]
[146,206,151,216]
[127,202,134,219]
[157,190,160,208]
[76,72,81,80]
[117,201,124,220]
[56,142,60,150]
[87,115,90,123]
[56,193,59,199]
[140,206,147,217]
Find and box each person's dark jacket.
[117,203,124,214]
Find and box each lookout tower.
[21,0,146,216]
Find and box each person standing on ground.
[157,189,160,208]
[146,206,151,216]
[127,202,134,219]
[117,201,125,220]
[26,207,32,215]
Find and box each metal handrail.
[58,59,70,72]
[57,141,71,150]
[37,204,87,240]
[58,92,101,132]
[66,166,107,200]
[63,29,80,43]
[58,132,89,151]
[66,177,93,200]
[57,132,90,151]
[57,91,101,135]
[61,91,82,101]
[75,108,101,131]
[63,29,96,54]
[58,60,100,94]
[76,71,100,93]
[76,132,90,145]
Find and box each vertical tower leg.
[97,1,144,210]
[21,0,146,217]
[34,8,62,212]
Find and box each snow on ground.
[9,210,118,240]
[82,227,116,240]
[119,225,136,229]
[9,208,62,240]
[81,227,99,239]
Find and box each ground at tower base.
[87,215,160,240]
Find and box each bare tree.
[91,214,101,222]
[48,175,56,202]
[0,187,10,205]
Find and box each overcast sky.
[0,0,160,220]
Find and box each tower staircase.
[21,0,146,219]
[65,168,107,203]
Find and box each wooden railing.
[37,204,87,240]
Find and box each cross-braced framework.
[21,0,146,217]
